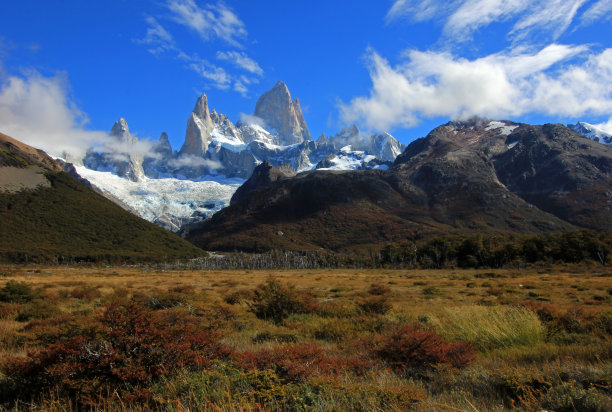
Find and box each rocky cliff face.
[253,81,311,145]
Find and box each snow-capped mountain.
[315,145,390,170]
[63,81,406,232]
[569,122,612,145]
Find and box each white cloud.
[592,118,612,135]
[386,0,463,24]
[136,2,259,95]
[509,0,587,43]
[168,154,221,169]
[581,0,612,23]
[216,51,263,76]
[0,70,107,157]
[166,0,247,47]
[0,69,167,161]
[136,16,176,54]
[187,60,231,90]
[387,0,593,43]
[340,45,612,131]
[239,113,266,127]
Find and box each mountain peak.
[110,118,131,141]
[253,81,311,145]
[193,93,210,120]
[180,93,215,157]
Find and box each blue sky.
[1,0,611,156]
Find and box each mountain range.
[65,81,404,231]
[184,119,612,252]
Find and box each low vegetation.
[0,172,204,264]
[0,265,610,410]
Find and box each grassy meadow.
[0,264,610,411]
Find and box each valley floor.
[0,265,610,411]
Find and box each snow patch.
[486,121,518,136]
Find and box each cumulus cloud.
[0,69,167,161]
[166,0,247,47]
[216,51,263,76]
[340,45,612,130]
[0,70,107,157]
[386,0,600,43]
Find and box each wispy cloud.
[340,45,612,130]
[136,16,176,55]
[386,0,601,44]
[581,0,612,23]
[216,51,263,76]
[166,0,247,47]
[135,1,261,96]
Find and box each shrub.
[1,301,229,405]
[248,278,318,323]
[223,289,253,305]
[15,300,62,322]
[368,283,391,296]
[70,285,101,300]
[252,331,299,344]
[0,281,37,303]
[541,381,610,412]
[235,343,334,382]
[357,296,392,314]
[375,324,475,375]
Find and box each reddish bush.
[1,301,229,405]
[375,324,475,375]
[235,343,333,382]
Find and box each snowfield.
[74,165,244,231]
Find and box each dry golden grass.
[0,264,610,411]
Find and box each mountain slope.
[185,119,612,252]
[0,133,204,262]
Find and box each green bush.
[248,278,317,323]
[0,281,37,303]
[15,301,62,322]
[541,381,609,412]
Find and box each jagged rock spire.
[179,93,214,157]
[253,81,311,145]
